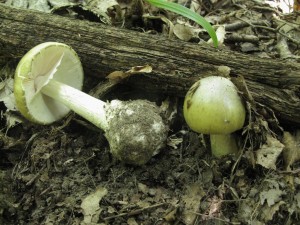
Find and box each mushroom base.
[104,100,168,165]
[210,134,238,158]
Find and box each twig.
[278,168,300,174]
[102,202,167,221]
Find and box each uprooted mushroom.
[14,42,168,165]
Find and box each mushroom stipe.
[14,42,168,165]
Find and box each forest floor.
[1,0,300,224]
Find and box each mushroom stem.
[210,134,238,158]
[41,79,108,130]
[40,79,168,165]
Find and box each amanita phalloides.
[14,42,168,165]
[183,76,246,157]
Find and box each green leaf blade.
[146,0,218,47]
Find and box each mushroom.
[183,76,245,157]
[14,42,168,165]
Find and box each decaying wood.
[0,4,300,126]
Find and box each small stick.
[103,202,167,221]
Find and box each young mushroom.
[14,42,168,165]
[183,76,245,157]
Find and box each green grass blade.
[146,0,218,47]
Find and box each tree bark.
[0,4,300,125]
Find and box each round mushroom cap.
[14,42,84,124]
[183,76,246,134]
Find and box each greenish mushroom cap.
[183,76,245,134]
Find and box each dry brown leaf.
[294,0,300,11]
[106,65,152,81]
[127,65,152,74]
[106,70,127,81]
[143,14,174,38]
[84,0,119,24]
[261,200,285,222]
[182,182,205,225]
[255,135,284,170]
[208,26,226,46]
[173,23,194,41]
[81,186,108,224]
[260,188,285,207]
[282,131,300,169]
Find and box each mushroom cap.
[183,76,245,134]
[14,42,84,124]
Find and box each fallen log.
[0,4,299,126]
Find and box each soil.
[1,0,300,225]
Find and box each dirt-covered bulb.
[105,100,168,165]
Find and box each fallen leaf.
[282,131,300,169]
[0,78,16,111]
[106,71,126,81]
[255,135,284,169]
[127,217,138,225]
[138,182,149,195]
[83,0,119,24]
[81,186,108,224]
[173,23,194,41]
[106,65,152,81]
[182,182,205,225]
[259,188,285,207]
[6,0,50,12]
[6,114,21,129]
[143,14,174,38]
[295,192,300,208]
[28,0,50,12]
[261,201,285,222]
[127,65,152,74]
[208,26,225,46]
[164,208,177,222]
